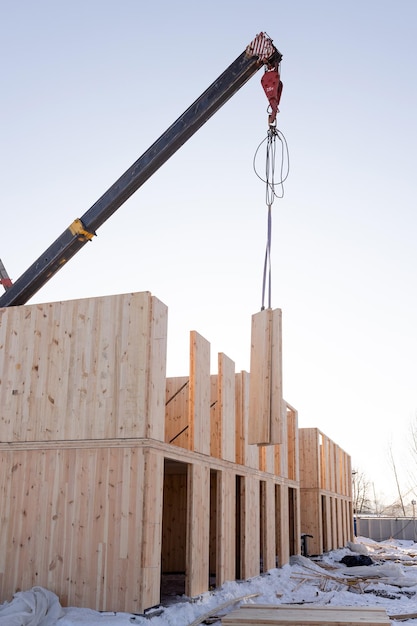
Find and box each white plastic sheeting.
[0,586,64,626]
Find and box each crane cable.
[253,125,289,311]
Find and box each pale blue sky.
[1,1,417,504]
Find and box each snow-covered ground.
[4,536,417,625]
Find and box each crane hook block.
[261,69,283,125]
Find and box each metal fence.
[355,516,417,542]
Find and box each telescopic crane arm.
[0,32,282,308]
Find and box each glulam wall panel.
[0,292,167,442]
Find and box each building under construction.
[0,32,353,615]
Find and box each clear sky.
[1,1,416,505]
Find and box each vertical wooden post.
[241,475,260,579]
[262,480,277,571]
[216,469,236,585]
[186,463,210,598]
[140,449,164,611]
[277,485,290,566]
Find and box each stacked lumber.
[222,604,390,625]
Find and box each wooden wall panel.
[241,475,260,580]
[300,429,353,555]
[262,480,276,572]
[248,308,283,445]
[210,354,236,462]
[259,445,275,474]
[189,331,211,454]
[286,404,299,482]
[0,292,167,442]
[218,354,236,462]
[146,297,169,441]
[322,494,331,553]
[140,450,164,610]
[300,490,321,556]
[276,485,290,566]
[165,377,190,447]
[299,429,320,489]
[186,463,210,598]
[320,435,328,490]
[216,469,236,585]
[0,445,147,612]
[235,372,258,470]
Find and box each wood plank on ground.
[222,604,390,625]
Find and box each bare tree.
[387,444,407,516]
[407,413,417,497]
[352,469,372,514]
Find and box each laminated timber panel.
[300,489,322,555]
[299,428,353,555]
[274,401,299,479]
[286,403,299,482]
[240,475,260,580]
[186,462,210,598]
[259,444,275,474]
[0,292,167,442]
[273,403,288,478]
[140,449,164,611]
[322,494,332,553]
[0,444,153,613]
[275,484,290,566]
[261,479,277,572]
[248,308,283,445]
[222,605,391,625]
[216,469,236,586]
[329,440,337,493]
[165,331,211,453]
[210,353,236,462]
[299,429,320,489]
[319,434,327,490]
[165,332,210,453]
[235,371,258,470]
[165,376,190,447]
[190,331,211,454]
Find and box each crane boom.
[0,33,282,308]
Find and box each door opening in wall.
[161,459,188,603]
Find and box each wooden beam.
[223,604,391,625]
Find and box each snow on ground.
[4,537,417,625]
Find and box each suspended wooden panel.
[248,308,283,445]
